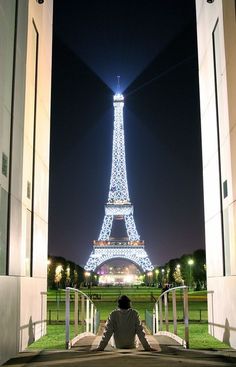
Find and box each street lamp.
[147,271,153,286]
[55,264,63,289]
[155,269,159,286]
[47,259,51,289]
[139,274,144,283]
[47,259,51,275]
[175,263,183,286]
[66,266,70,286]
[84,271,91,288]
[161,268,165,286]
[188,259,194,288]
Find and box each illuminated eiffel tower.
[85,81,153,272]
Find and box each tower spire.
[116,75,120,94]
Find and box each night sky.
[49,0,205,268]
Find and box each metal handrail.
[152,285,189,348]
[65,287,100,349]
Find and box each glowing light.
[98,272,140,285]
[85,92,154,273]
[105,204,133,216]
[55,264,63,286]
[85,246,153,272]
[56,264,63,273]
[113,93,124,102]
[188,259,194,287]
[98,93,139,241]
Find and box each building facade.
[0,0,53,363]
[196,0,236,348]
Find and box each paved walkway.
[3,334,236,367]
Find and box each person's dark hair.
[118,295,131,309]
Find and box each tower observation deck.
[84,91,154,272]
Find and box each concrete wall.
[196,0,236,348]
[0,0,53,364]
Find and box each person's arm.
[134,311,152,351]
[97,313,114,351]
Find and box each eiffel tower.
[85,82,153,272]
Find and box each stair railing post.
[74,291,78,336]
[172,289,177,335]
[94,308,97,333]
[164,292,169,331]
[183,287,189,348]
[81,295,85,332]
[155,302,159,333]
[86,297,90,332]
[90,302,94,333]
[65,288,70,349]
[152,308,155,334]
[159,297,163,331]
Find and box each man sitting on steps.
[96,295,155,351]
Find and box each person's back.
[97,295,151,351]
[109,308,140,348]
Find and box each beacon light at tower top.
[113,93,124,102]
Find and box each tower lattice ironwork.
[84,91,154,272]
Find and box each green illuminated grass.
[28,323,229,351]
[26,287,228,350]
[27,325,77,350]
[28,288,228,351]
[169,324,229,349]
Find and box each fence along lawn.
[47,288,207,322]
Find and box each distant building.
[0,0,53,364]
[196,0,236,348]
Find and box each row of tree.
[47,255,85,289]
[47,249,206,290]
[153,249,206,290]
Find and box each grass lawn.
[47,299,207,323]
[170,323,229,349]
[28,288,229,351]
[28,323,229,351]
[94,300,207,322]
[27,325,77,350]
[190,324,229,349]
